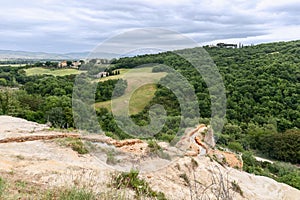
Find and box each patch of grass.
[147,140,162,152]
[106,149,119,165]
[147,140,171,160]
[16,180,27,188]
[43,187,96,200]
[94,67,167,115]
[56,137,89,154]
[231,181,244,197]
[0,64,27,67]
[111,169,167,200]
[97,190,130,200]
[58,187,95,200]
[94,84,157,115]
[0,174,96,199]
[129,84,157,115]
[0,177,6,197]
[25,67,84,76]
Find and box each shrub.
[228,142,244,153]
[56,137,89,154]
[111,169,167,199]
[147,140,171,160]
[147,140,161,152]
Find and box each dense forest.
[110,40,300,164]
[0,40,299,165]
[0,67,125,129]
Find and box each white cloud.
[0,0,299,53]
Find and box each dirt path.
[254,156,274,164]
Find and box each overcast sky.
[1,0,300,53]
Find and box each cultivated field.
[94,67,167,115]
[0,64,27,67]
[25,67,84,76]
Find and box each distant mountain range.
[0,48,164,60]
[0,50,92,60]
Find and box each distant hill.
[0,50,90,60]
[0,49,152,60]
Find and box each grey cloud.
[0,0,299,53]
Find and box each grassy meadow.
[0,64,27,67]
[94,67,167,115]
[25,67,84,76]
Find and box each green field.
[94,67,167,115]
[95,83,158,115]
[0,64,27,67]
[25,67,84,76]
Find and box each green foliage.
[24,67,82,76]
[147,140,162,152]
[95,79,127,102]
[242,151,300,189]
[44,187,95,200]
[56,137,89,154]
[111,169,167,199]
[0,89,21,116]
[242,151,256,170]
[112,40,299,135]
[0,66,20,87]
[250,129,300,164]
[0,78,7,86]
[228,142,244,153]
[97,107,131,139]
[0,40,299,167]
[0,177,5,197]
[58,188,95,200]
[147,140,171,160]
[276,172,300,189]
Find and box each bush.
[242,151,300,190]
[147,140,161,152]
[277,172,300,189]
[111,169,167,199]
[228,142,244,153]
[147,140,171,160]
[57,137,89,154]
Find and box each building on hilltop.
[216,43,238,48]
[58,60,68,68]
[95,71,109,78]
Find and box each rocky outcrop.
[0,117,299,200]
[0,133,80,143]
[176,124,243,169]
[208,149,243,169]
[177,124,211,156]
